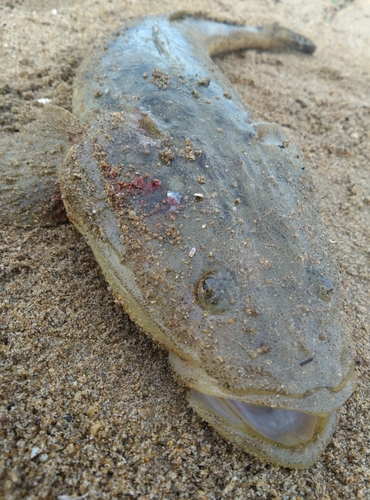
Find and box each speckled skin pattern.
[59,15,354,467]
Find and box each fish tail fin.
[170,12,316,56]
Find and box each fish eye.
[316,276,334,302]
[306,265,334,303]
[202,276,217,295]
[196,270,236,313]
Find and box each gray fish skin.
[59,14,354,468]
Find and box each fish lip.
[169,352,355,414]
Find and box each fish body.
[59,14,354,468]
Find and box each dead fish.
[3,13,355,468]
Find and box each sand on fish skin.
[1,0,369,498]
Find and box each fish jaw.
[189,389,337,469]
[190,391,320,447]
[169,352,354,468]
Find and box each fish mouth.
[168,352,342,467]
[188,387,338,468]
[189,389,320,447]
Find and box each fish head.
[60,112,354,468]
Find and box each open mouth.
[168,352,347,467]
[189,389,320,447]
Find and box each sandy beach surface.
[1,0,369,498]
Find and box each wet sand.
[1,0,369,498]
